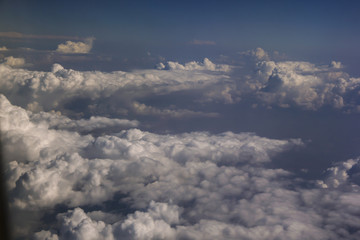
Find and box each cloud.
[157,58,231,72]
[2,50,360,239]
[189,39,216,46]
[56,38,94,54]
[0,46,8,51]
[317,158,360,189]
[1,52,360,119]
[239,47,270,61]
[132,102,219,118]
[30,111,139,134]
[253,60,360,110]
[2,56,25,67]
[2,92,360,239]
[0,59,231,120]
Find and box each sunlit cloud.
[56,37,95,54]
[2,56,25,67]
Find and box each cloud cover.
[1,49,360,239]
[1,93,360,239]
[1,49,359,118]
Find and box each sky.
[1,0,360,240]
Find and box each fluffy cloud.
[0,46,8,51]
[1,50,359,115]
[252,60,360,110]
[2,50,360,239]
[2,94,360,239]
[157,58,231,72]
[56,38,94,54]
[2,56,25,67]
[0,59,230,119]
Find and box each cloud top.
[2,56,25,67]
[56,38,94,54]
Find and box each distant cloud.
[158,58,231,72]
[330,61,343,69]
[189,39,216,45]
[0,31,82,40]
[239,47,270,61]
[56,37,94,54]
[3,56,25,67]
[0,46,8,51]
[132,102,219,118]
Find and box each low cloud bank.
[1,95,360,239]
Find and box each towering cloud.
[56,38,94,54]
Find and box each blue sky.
[1,0,360,71]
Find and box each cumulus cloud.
[317,158,360,189]
[0,46,8,51]
[158,58,231,72]
[2,50,360,239]
[1,51,359,114]
[56,37,94,54]
[0,59,231,120]
[3,94,360,239]
[2,56,25,67]
[253,60,360,110]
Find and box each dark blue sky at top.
[1,0,360,71]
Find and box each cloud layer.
[1,49,359,118]
[1,93,360,239]
[1,49,360,239]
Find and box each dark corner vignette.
[0,138,12,240]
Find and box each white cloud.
[158,58,231,72]
[56,37,94,54]
[2,50,360,239]
[3,56,25,67]
[0,46,8,51]
[2,51,358,113]
[317,158,360,189]
[1,94,360,239]
[0,59,231,119]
